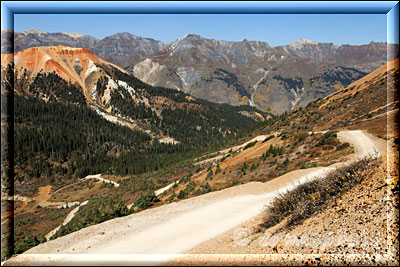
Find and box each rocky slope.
[129,35,395,113]
[1,45,127,99]
[4,29,398,113]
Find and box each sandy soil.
[4,130,387,266]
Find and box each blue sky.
[14,14,388,46]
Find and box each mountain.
[3,29,398,114]
[130,34,380,113]
[92,32,166,68]
[2,30,166,67]
[252,57,399,137]
[2,46,265,193]
[2,29,98,54]
[2,46,127,98]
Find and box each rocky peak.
[172,33,203,45]
[168,34,205,54]
[288,38,320,49]
[182,33,202,40]
[60,32,84,38]
[23,29,48,35]
[105,32,139,40]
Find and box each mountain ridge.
[2,29,397,114]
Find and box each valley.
[0,28,398,266]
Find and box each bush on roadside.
[259,155,379,230]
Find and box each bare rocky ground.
[167,140,399,266]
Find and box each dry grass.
[259,155,380,231]
[317,145,354,165]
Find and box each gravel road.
[4,130,385,266]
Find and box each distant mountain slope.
[3,29,397,113]
[251,58,399,138]
[131,34,381,113]
[2,30,166,67]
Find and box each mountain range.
[2,29,398,114]
[2,44,268,197]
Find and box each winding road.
[5,130,386,266]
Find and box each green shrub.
[206,169,213,180]
[244,141,257,150]
[177,189,188,199]
[232,180,240,186]
[262,135,275,143]
[215,163,222,174]
[202,183,212,194]
[134,191,160,210]
[251,163,258,171]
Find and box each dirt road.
[83,174,120,187]
[45,201,89,240]
[4,130,386,266]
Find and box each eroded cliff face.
[2,45,128,101]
